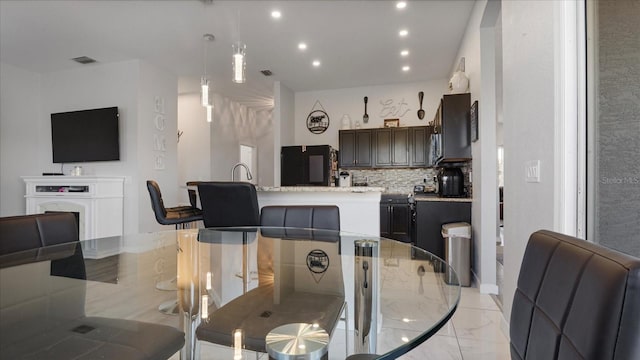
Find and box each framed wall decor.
[384,119,400,128]
[470,100,478,142]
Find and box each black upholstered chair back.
[197,182,259,227]
[260,205,340,231]
[0,212,79,255]
[147,180,169,220]
[511,230,640,360]
[0,213,185,359]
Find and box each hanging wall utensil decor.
[417,91,425,119]
[306,100,330,134]
[363,96,369,123]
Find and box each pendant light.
[206,104,213,123]
[232,9,246,84]
[232,42,246,83]
[201,34,215,107]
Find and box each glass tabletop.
[0,227,460,360]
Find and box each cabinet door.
[339,131,356,167]
[439,93,471,162]
[355,130,372,167]
[415,201,471,258]
[391,128,409,166]
[390,203,411,242]
[375,128,409,167]
[374,129,392,167]
[410,126,430,167]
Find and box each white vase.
[449,71,469,94]
[341,114,352,130]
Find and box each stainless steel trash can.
[442,222,471,286]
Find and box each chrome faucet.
[231,162,253,182]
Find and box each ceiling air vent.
[71,56,97,65]
[260,69,273,76]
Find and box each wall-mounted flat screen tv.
[51,106,120,163]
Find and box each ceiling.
[0,0,475,109]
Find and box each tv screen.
[51,107,120,163]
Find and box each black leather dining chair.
[146,180,202,229]
[510,230,640,360]
[0,213,185,360]
[197,205,347,359]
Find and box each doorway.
[239,144,256,183]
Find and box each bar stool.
[146,180,203,229]
[197,181,260,293]
[146,180,203,314]
[196,181,259,228]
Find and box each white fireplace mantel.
[23,176,124,258]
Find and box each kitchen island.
[256,186,384,236]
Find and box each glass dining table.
[0,227,460,360]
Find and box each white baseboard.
[472,271,499,294]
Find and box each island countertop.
[256,186,385,193]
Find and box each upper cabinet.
[432,93,471,164]
[339,126,434,169]
[339,130,372,168]
[374,127,409,167]
[409,126,431,167]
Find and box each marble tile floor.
[174,285,510,360]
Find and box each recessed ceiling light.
[401,50,409,57]
[399,29,409,37]
[402,66,410,72]
[298,42,307,50]
[312,60,321,67]
[271,10,281,19]
[396,1,407,9]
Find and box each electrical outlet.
[525,160,540,183]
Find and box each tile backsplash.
[347,168,438,194]
[345,164,472,195]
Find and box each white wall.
[255,109,274,186]
[293,80,447,148]
[177,93,211,204]
[178,91,274,186]
[0,63,42,216]
[446,0,502,294]
[137,61,179,233]
[1,60,178,236]
[273,81,295,185]
[502,0,559,322]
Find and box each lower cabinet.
[415,201,471,258]
[380,203,412,243]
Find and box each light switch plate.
[525,160,540,183]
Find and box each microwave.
[280,145,337,186]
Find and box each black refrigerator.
[281,145,337,186]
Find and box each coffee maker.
[437,167,465,197]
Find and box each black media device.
[50,106,120,163]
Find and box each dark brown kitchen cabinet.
[380,202,412,243]
[409,126,431,167]
[339,130,372,168]
[374,128,409,167]
[415,200,471,258]
[432,93,471,164]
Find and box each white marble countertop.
[256,186,385,193]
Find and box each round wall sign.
[306,249,329,274]
[306,110,330,134]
